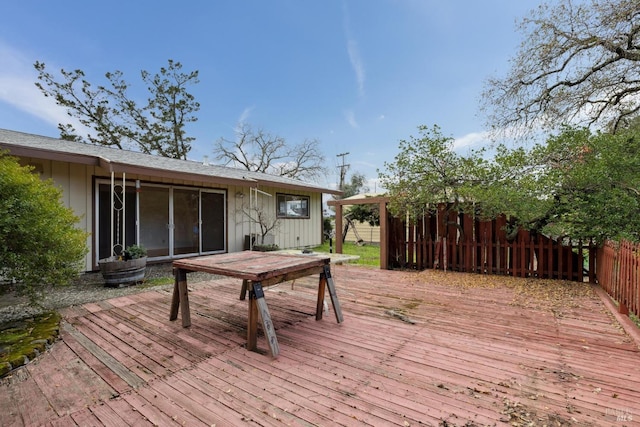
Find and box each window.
[277,194,310,218]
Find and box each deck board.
[2,265,639,426]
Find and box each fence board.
[596,240,640,318]
[388,208,591,284]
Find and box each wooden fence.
[387,208,596,282]
[385,205,640,319]
[596,240,640,318]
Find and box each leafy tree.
[347,203,380,227]
[341,172,369,199]
[381,124,640,243]
[339,173,380,226]
[469,143,558,228]
[543,127,640,242]
[378,125,486,221]
[482,0,640,137]
[214,122,326,181]
[0,152,88,304]
[478,126,640,243]
[34,59,199,159]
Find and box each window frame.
[95,179,227,264]
[276,193,310,219]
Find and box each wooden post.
[170,268,190,327]
[317,264,344,323]
[170,269,180,321]
[316,273,326,320]
[588,239,596,283]
[248,282,280,357]
[335,204,343,255]
[379,201,388,270]
[247,289,258,351]
[408,222,415,269]
[240,279,248,300]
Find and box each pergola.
[327,196,390,269]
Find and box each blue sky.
[0,1,537,191]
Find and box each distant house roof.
[0,128,341,195]
[342,193,385,201]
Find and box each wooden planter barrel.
[98,257,147,287]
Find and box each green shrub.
[252,244,280,252]
[123,244,147,260]
[0,151,88,304]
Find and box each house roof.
[0,128,341,195]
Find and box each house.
[0,129,341,271]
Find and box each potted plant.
[98,244,147,287]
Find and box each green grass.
[630,312,640,329]
[141,276,174,287]
[312,241,380,267]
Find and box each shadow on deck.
[1,265,639,426]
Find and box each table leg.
[240,279,248,300]
[248,282,280,357]
[247,286,258,351]
[317,265,343,323]
[170,269,180,321]
[316,274,326,321]
[170,268,191,327]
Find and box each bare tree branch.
[482,0,640,138]
[213,123,326,181]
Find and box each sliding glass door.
[139,186,170,257]
[97,180,226,263]
[201,191,225,252]
[173,188,200,255]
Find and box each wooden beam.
[379,201,388,270]
[334,204,343,255]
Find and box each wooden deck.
[1,265,639,426]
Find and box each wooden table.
[170,251,343,357]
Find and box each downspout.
[110,171,114,258]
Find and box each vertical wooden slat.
[416,219,422,270]
[386,205,640,319]
[546,236,553,279]
[558,239,564,281]
[485,221,493,275]
[536,234,544,278]
[407,221,415,269]
[567,240,574,282]
[519,230,526,278]
[589,239,596,283]
[577,241,584,283]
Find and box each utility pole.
[336,152,350,194]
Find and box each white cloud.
[342,4,365,97]
[0,41,91,135]
[347,40,365,97]
[0,42,71,127]
[237,106,254,126]
[377,114,385,120]
[453,131,491,150]
[344,109,358,128]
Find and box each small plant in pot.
[99,244,148,287]
[123,244,147,260]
